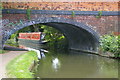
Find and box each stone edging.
[2,9,120,16]
[70,48,118,59]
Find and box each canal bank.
[1,51,27,79]
[1,48,119,79]
[69,48,119,59]
[5,51,38,78]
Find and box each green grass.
[5,39,19,47]
[6,51,38,78]
[0,50,9,54]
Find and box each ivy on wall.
[71,11,75,19]
[96,11,102,18]
[0,3,2,18]
[26,9,31,20]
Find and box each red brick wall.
[2,2,119,11]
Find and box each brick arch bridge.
[2,16,100,53]
[1,2,119,53]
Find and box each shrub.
[100,34,120,58]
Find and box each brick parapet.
[2,2,119,11]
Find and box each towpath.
[0,46,27,79]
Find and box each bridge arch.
[2,17,100,53]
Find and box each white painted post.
[27,48,41,60]
[36,50,41,60]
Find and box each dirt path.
[0,51,27,79]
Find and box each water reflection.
[35,50,118,78]
[52,58,61,72]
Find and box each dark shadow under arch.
[2,17,100,53]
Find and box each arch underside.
[2,17,100,53]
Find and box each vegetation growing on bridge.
[6,51,38,78]
[96,11,102,18]
[0,3,2,18]
[0,3,2,9]
[100,34,120,58]
[26,9,31,20]
[6,20,23,27]
[71,11,75,19]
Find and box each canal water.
[35,50,118,78]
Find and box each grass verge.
[6,51,38,78]
[0,50,9,54]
